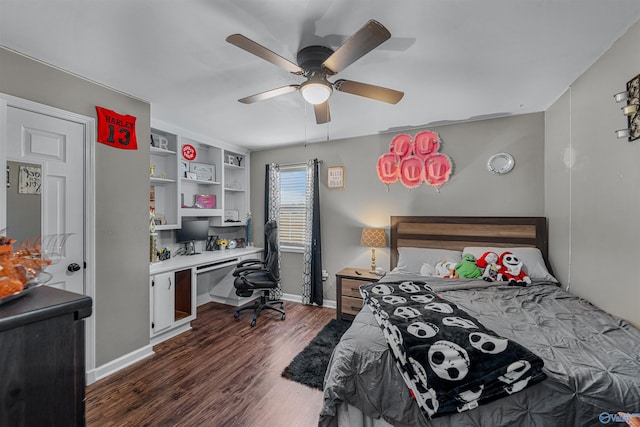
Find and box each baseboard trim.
[281,292,336,309]
[150,323,192,346]
[87,345,154,385]
[197,293,212,307]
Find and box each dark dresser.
[0,286,92,426]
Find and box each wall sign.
[327,166,344,189]
[96,106,138,150]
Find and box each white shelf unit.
[150,121,250,229]
[220,150,247,227]
[150,129,179,229]
[179,139,222,219]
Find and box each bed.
[320,216,640,427]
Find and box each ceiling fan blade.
[226,34,304,75]
[314,101,331,124]
[238,85,300,104]
[334,79,404,104]
[322,20,391,75]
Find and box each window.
[279,167,307,249]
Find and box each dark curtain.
[263,163,282,300]
[310,159,323,305]
[264,163,270,261]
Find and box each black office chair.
[232,220,285,327]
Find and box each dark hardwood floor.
[86,301,336,427]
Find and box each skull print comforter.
[319,274,640,427]
[359,280,546,419]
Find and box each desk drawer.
[341,296,363,317]
[342,278,366,298]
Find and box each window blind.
[279,168,307,247]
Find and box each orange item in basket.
[0,236,51,298]
[0,277,23,297]
[0,238,24,297]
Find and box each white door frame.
[0,93,96,380]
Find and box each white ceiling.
[1,1,640,151]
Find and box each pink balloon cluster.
[376,131,453,189]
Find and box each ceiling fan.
[226,19,404,124]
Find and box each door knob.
[67,263,81,272]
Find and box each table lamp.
[360,228,387,273]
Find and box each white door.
[6,106,85,295]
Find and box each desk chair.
[232,220,285,327]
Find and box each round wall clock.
[487,153,515,175]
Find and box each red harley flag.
[96,106,138,150]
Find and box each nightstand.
[335,267,381,321]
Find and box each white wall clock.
[487,153,515,175]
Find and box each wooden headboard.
[390,216,551,273]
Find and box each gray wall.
[251,113,546,300]
[545,20,640,328]
[0,47,151,366]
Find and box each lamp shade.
[300,79,332,105]
[360,228,387,248]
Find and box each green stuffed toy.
[455,253,482,278]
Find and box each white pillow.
[462,246,557,282]
[394,247,462,274]
[419,263,435,277]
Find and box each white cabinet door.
[151,272,174,335]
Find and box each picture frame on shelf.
[154,213,167,225]
[195,194,216,209]
[179,160,189,178]
[190,162,215,181]
[224,209,240,222]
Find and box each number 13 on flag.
[96,106,138,150]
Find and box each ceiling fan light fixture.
[300,79,332,105]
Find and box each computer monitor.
[176,218,209,255]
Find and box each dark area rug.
[281,319,352,390]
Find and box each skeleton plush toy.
[476,251,500,282]
[497,252,532,286]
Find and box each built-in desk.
[149,247,262,275]
[149,247,262,344]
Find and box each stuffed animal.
[476,251,500,282]
[435,259,458,278]
[455,254,482,278]
[497,251,532,286]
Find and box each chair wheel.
[234,312,240,319]
[281,313,286,320]
[250,320,257,327]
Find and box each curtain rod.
[276,159,323,168]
